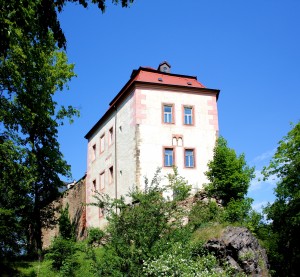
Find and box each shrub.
[143,242,222,276]
[189,200,221,229]
[91,169,192,275]
[205,136,255,206]
[222,198,253,223]
[59,203,75,240]
[87,227,105,245]
[167,166,192,201]
[46,236,78,273]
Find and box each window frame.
[108,127,114,146]
[182,105,195,126]
[172,134,184,147]
[100,134,105,154]
[99,208,104,218]
[99,171,105,191]
[163,147,175,167]
[108,166,114,184]
[92,179,97,192]
[92,143,97,160]
[184,148,196,168]
[162,103,175,124]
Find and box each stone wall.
[42,176,86,249]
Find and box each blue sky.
[56,0,300,211]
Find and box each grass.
[191,221,245,243]
[8,242,105,277]
[191,222,228,242]
[9,224,231,277]
[15,259,56,277]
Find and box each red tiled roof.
[109,67,206,107]
[85,67,218,139]
[134,69,205,88]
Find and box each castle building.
[84,62,220,228]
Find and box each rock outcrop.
[205,226,269,276]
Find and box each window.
[100,171,105,190]
[185,149,195,168]
[99,208,104,218]
[92,179,97,191]
[109,166,114,184]
[100,134,105,153]
[92,144,96,160]
[173,135,183,147]
[163,104,173,124]
[184,106,193,125]
[164,148,174,167]
[109,127,113,145]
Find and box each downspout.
[113,105,118,201]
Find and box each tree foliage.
[0,11,78,256]
[46,203,78,275]
[59,203,75,240]
[0,0,134,259]
[0,139,31,259]
[167,166,192,201]
[205,136,255,205]
[0,0,135,55]
[262,121,300,276]
[91,170,192,275]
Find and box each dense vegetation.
[0,0,134,259]
[8,142,259,276]
[3,124,300,276]
[1,1,299,275]
[261,122,300,277]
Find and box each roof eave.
[84,81,220,140]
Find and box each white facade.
[85,65,220,228]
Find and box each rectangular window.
[184,106,193,125]
[99,208,104,218]
[100,134,105,153]
[164,148,174,167]
[163,104,174,124]
[92,144,97,160]
[109,127,114,145]
[92,179,97,191]
[100,171,105,190]
[185,149,195,168]
[109,166,114,184]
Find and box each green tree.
[46,203,78,275]
[59,203,75,240]
[91,170,191,275]
[0,0,135,259]
[205,136,255,206]
[0,139,31,259]
[0,24,77,256]
[0,0,134,55]
[262,121,300,276]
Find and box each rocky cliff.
[205,226,269,276]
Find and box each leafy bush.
[45,236,78,276]
[59,203,75,240]
[91,170,193,275]
[45,203,80,275]
[244,209,264,235]
[87,227,105,245]
[205,136,255,206]
[222,198,253,223]
[189,200,221,229]
[167,166,191,201]
[143,242,223,276]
